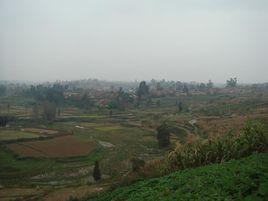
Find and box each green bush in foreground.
[87,153,268,201]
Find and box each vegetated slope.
[87,153,268,201]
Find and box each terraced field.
[0,130,42,142]
[0,92,267,201]
[8,135,98,157]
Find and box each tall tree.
[137,81,149,100]
[182,84,189,94]
[32,104,39,121]
[0,85,7,97]
[207,80,214,88]
[93,161,101,181]
[42,101,56,121]
[226,77,237,87]
[157,122,170,148]
[0,116,8,127]
[178,101,182,112]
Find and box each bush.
[67,196,79,201]
[130,157,145,172]
[0,115,15,127]
[87,153,268,201]
[120,121,267,188]
[168,121,267,171]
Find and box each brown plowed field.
[8,135,97,158]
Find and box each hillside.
[87,153,268,201]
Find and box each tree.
[199,83,206,90]
[178,101,182,112]
[207,80,214,88]
[106,88,133,110]
[0,85,7,97]
[7,103,10,113]
[157,122,170,148]
[226,77,237,87]
[182,84,189,94]
[137,81,149,100]
[109,109,113,118]
[32,104,39,121]
[0,116,8,127]
[79,93,95,110]
[42,101,56,121]
[93,161,101,181]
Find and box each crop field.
[0,90,267,201]
[0,129,42,142]
[8,135,98,158]
[20,128,59,135]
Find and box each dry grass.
[43,184,110,201]
[21,128,59,135]
[0,187,43,201]
[197,116,249,138]
[122,121,267,185]
[168,121,267,171]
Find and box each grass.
[0,119,160,188]
[86,153,268,201]
[0,148,58,183]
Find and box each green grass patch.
[0,147,58,183]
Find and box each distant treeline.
[0,79,268,114]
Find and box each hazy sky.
[0,0,267,83]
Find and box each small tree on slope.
[93,161,101,181]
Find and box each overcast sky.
[0,0,267,83]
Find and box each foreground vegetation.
[120,121,267,185]
[86,153,268,201]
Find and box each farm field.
[1,1,268,200]
[0,130,42,142]
[8,135,98,158]
[0,86,268,201]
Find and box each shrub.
[130,157,145,172]
[121,121,267,187]
[167,121,267,171]
[93,161,101,181]
[67,196,79,201]
[157,122,170,148]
